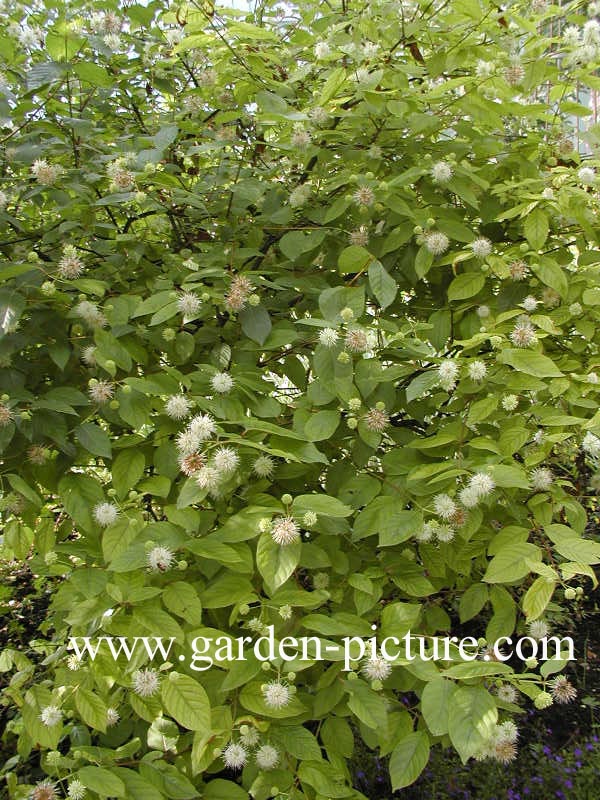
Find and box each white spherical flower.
[147,545,174,572]
[469,472,495,497]
[438,360,459,391]
[58,246,85,280]
[189,413,216,440]
[196,465,222,491]
[476,305,490,318]
[165,394,192,420]
[569,302,582,316]
[176,429,202,456]
[521,296,538,312]
[542,187,554,199]
[67,779,87,799]
[496,684,518,704]
[211,372,234,394]
[93,502,119,527]
[271,516,300,546]
[530,467,553,491]
[289,184,311,208]
[471,237,492,258]
[424,231,450,256]
[81,346,97,366]
[433,493,457,520]
[583,431,600,457]
[319,328,339,347]
[89,380,114,404]
[262,680,291,709]
[75,300,107,328]
[213,446,239,473]
[291,126,311,149]
[303,511,318,527]
[253,455,275,477]
[353,185,375,206]
[106,707,120,726]
[527,619,549,639]
[314,41,331,59]
[177,291,202,318]
[431,161,453,183]
[459,485,481,509]
[583,19,600,45]
[468,361,487,381]
[578,166,596,185]
[239,726,260,747]
[362,655,392,681]
[40,705,62,727]
[502,394,519,411]
[132,668,160,697]
[416,521,438,543]
[563,25,580,47]
[222,742,248,770]
[475,59,495,78]
[435,524,455,543]
[255,744,280,770]
[496,720,519,744]
[510,318,536,347]
[31,159,62,185]
[588,372,599,384]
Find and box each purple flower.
[574,747,582,757]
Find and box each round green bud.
[281,493,293,505]
[337,351,351,364]
[365,171,375,180]
[413,225,423,235]
[240,724,249,735]
[519,242,529,253]
[547,156,557,166]
[239,604,250,615]
[71,324,83,336]
[564,587,576,600]
[144,162,156,173]
[0,394,8,402]
[109,400,120,409]
[348,397,361,411]
[270,788,279,797]
[201,292,210,302]
[20,411,31,420]
[122,384,132,394]
[88,378,98,387]
[128,491,138,500]
[169,291,178,299]
[347,417,358,429]
[477,637,487,647]
[347,671,358,681]
[212,748,222,758]
[371,679,383,691]
[426,217,436,227]
[340,307,354,322]
[40,281,56,295]
[134,191,147,203]
[576,586,584,597]
[481,264,489,272]
[162,327,176,341]
[177,560,188,570]
[107,488,117,497]
[379,181,388,191]
[261,662,271,672]
[525,656,538,670]
[534,691,553,710]
[375,401,386,411]
[105,359,116,370]
[248,294,260,306]
[287,672,296,682]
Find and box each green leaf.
[368,260,397,308]
[448,686,497,763]
[447,272,485,301]
[421,678,456,736]
[203,780,249,800]
[497,349,563,378]
[483,542,542,583]
[162,672,211,731]
[524,208,549,250]
[292,494,352,517]
[59,473,105,532]
[256,531,301,594]
[112,449,145,498]
[239,305,271,344]
[73,61,113,88]
[389,731,430,790]
[338,245,373,275]
[78,767,126,798]
[75,688,107,732]
[304,410,340,441]
[522,576,555,620]
[76,422,112,458]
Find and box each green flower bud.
[564,587,576,600]
[107,488,117,497]
[109,400,120,409]
[287,672,296,682]
[281,493,293,505]
[534,691,553,709]
[239,604,250,615]
[347,671,358,680]
[340,307,354,322]
[426,217,436,227]
[525,656,538,670]
[122,384,132,394]
[375,401,386,411]
[177,560,188,570]
[347,417,358,429]
[337,351,351,364]
[261,662,271,671]
[348,397,361,412]
[248,294,260,306]
[40,281,56,295]
[27,251,39,262]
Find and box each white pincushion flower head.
[527,619,549,639]
[271,516,300,546]
[362,655,392,681]
[530,467,553,491]
[40,705,62,727]
[468,361,487,381]
[211,372,234,394]
[424,231,450,256]
[262,680,291,709]
[582,431,600,457]
[319,328,339,347]
[314,41,330,59]
[510,318,536,348]
[502,394,518,411]
[189,413,216,441]
[521,296,538,312]
[353,185,375,206]
[213,446,239,473]
[433,493,457,520]
[459,485,481,509]
[58,246,84,280]
[578,166,596,186]
[93,502,119,527]
[471,237,492,258]
[255,744,279,770]
[165,394,192,420]
[430,161,453,183]
[344,328,369,353]
[147,545,174,572]
[469,472,495,497]
[106,707,120,726]
[177,291,202,318]
[253,455,275,478]
[435,524,455,543]
[438,360,459,390]
[133,668,160,697]
[67,780,86,800]
[222,741,248,770]
[89,380,114,404]
[496,684,518,704]
[239,725,260,747]
[196,465,221,491]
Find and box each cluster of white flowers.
[147,545,174,572]
[318,327,339,348]
[88,380,114,404]
[289,183,311,208]
[39,705,62,727]
[132,668,160,697]
[433,493,457,520]
[362,655,392,681]
[177,291,202,319]
[291,124,311,149]
[459,472,495,509]
[353,185,375,206]
[521,296,538,312]
[470,236,493,259]
[438,360,459,391]
[225,274,254,311]
[57,245,84,279]
[176,413,217,456]
[578,165,596,186]
[107,157,135,192]
[252,454,275,478]
[271,516,300,546]
[529,467,553,491]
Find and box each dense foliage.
[2,0,600,797]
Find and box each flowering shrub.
[1,0,600,797]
